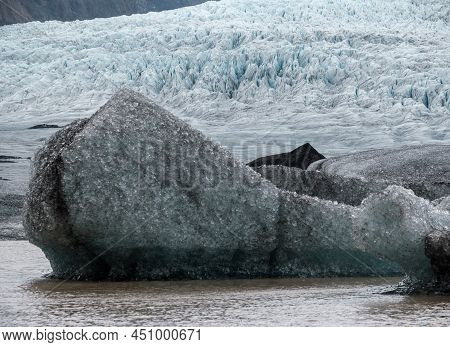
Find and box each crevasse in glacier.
[0,0,448,159]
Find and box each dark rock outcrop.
[28,124,60,130]
[247,143,325,170]
[0,0,212,26]
[0,155,22,163]
[0,155,22,160]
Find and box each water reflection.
[1,241,449,326]
[366,296,450,326]
[27,276,400,296]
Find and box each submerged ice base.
[24,91,450,292]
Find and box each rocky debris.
[0,155,22,159]
[247,143,325,170]
[0,226,26,240]
[0,194,24,211]
[0,155,22,163]
[28,124,61,130]
[0,194,26,240]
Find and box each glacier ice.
[277,186,450,284]
[24,90,280,279]
[425,230,450,291]
[255,144,450,205]
[0,0,448,160]
[24,91,450,292]
[307,145,450,187]
[434,196,450,212]
[355,187,448,283]
[254,165,390,206]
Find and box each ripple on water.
[0,241,449,326]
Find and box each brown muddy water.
[0,241,449,326]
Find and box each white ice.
[0,0,449,160]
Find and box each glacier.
[0,0,449,160]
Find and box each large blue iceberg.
[24,90,450,292]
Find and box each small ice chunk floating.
[24,90,449,293]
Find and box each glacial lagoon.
[0,241,449,327]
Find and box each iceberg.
[254,165,389,206]
[24,90,450,293]
[255,144,450,205]
[24,90,280,279]
[308,145,450,201]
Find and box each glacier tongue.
[1,0,449,158]
[24,90,450,292]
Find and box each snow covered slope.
[0,0,449,159]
